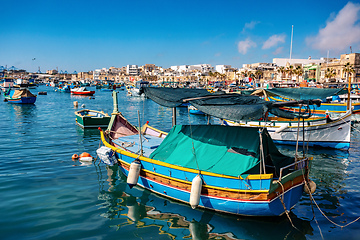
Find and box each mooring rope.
[306,181,360,229]
[276,180,302,233]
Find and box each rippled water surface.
[1,85,360,240]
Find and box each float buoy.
[304,180,316,194]
[189,175,203,209]
[79,152,93,162]
[275,124,289,133]
[127,160,141,189]
[81,104,85,108]
[72,154,79,160]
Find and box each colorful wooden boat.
[127,81,149,97]
[97,91,314,217]
[57,85,71,93]
[224,110,352,150]
[75,109,110,128]
[269,95,360,116]
[70,87,95,96]
[3,88,37,104]
[188,105,206,115]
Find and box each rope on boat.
[94,139,102,165]
[187,106,201,175]
[350,122,360,134]
[276,180,301,233]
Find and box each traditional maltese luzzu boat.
[98,89,317,217]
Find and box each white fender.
[275,124,289,133]
[127,160,141,189]
[304,180,316,194]
[189,175,203,209]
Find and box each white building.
[126,65,140,76]
[93,69,101,80]
[215,65,232,74]
[273,57,325,67]
[170,64,214,75]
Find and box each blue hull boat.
[4,88,36,104]
[97,91,314,217]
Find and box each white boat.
[224,111,352,150]
[127,81,149,97]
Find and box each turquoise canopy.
[149,125,294,177]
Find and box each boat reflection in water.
[96,165,314,240]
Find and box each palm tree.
[286,65,295,81]
[294,66,303,82]
[343,62,355,110]
[324,68,336,82]
[236,73,241,85]
[277,66,286,80]
[241,70,249,78]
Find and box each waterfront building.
[273,57,325,67]
[303,64,321,82]
[46,69,58,75]
[319,53,360,84]
[126,65,140,76]
[215,65,232,74]
[77,71,94,81]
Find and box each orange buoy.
[72,154,79,160]
[79,152,93,162]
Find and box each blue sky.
[1,0,360,73]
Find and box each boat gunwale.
[75,109,109,119]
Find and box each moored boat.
[224,111,352,150]
[188,105,206,115]
[3,88,37,104]
[57,85,71,93]
[257,88,360,116]
[97,89,315,217]
[126,81,149,97]
[71,87,95,96]
[75,109,110,128]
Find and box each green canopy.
[265,87,346,101]
[149,125,294,177]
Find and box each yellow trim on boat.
[118,159,269,193]
[142,123,168,136]
[100,130,273,180]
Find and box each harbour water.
[1,85,360,240]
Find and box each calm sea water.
[1,85,360,240]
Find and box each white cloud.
[273,47,284,55]
[262,34,286,49]
[242,21,260,32]
[237,38,257,54]
[306,2,360,52]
